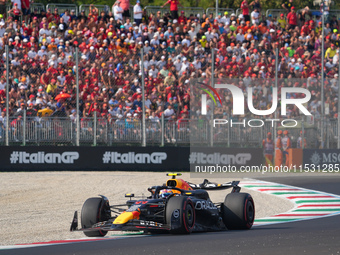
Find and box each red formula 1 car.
[70,173,255,236]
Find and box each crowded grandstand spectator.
[133,1,143,25]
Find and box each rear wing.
[187,179,241,193]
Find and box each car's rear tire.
[81,197,111,237]
[166,196,195,234]
[222,193,255,230]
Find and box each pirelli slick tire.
[81,197,111,237]
[166,196,195,234]
[222,193,255,230]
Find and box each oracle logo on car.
[195,200,217,210]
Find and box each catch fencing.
[3,2,340,19]
[206,8,235,16]
[144,6,205,18]
[46,4,79,15]
[266,8,340,19]
[0,114,335,148]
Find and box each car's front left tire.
[81,197,111,237]
[222,192,255,230]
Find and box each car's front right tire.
[166,196,195,234]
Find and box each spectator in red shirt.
[161,0,183,20]
[241,0,250,22]
[119,0,130,20]
[178,10,187,24]
[301,21,311,35]
[287,7,297,29]
[90,102,101,116]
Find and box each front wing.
[70,212,170,233]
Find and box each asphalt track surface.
[3,175,340,255]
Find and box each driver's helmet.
[159,189,174,198]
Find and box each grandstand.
[0,2,339,148]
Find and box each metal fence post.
[22,110,26,146]
[338,60,340,149]
[105,121,108,146]
[70,120,73,145]
[93,114,97,146]
[215,0,218,18]
[35,120,38,145]
[326,118,329,149]
[173,121,177,145]
[161,113,164,147]
[338,114,340,149]
[321,4,325,148]
[210,49,214,147]
[227,115,230,147]
[302,117,305,149]
[141,47,146,147]
[260,121,264,147]
[5,45,9,146]
[76,47,80,147]
[274,48,278,141]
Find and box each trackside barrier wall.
[0,147,263,171]
[6,147,338,172]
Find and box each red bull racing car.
[70,173,255,236]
